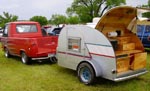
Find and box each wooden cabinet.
[130,52,147,70]
[117,57,130,73]
[115,36,147,73]
[118,43,135,51]
[117,37,131,44]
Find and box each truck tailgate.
[36,36,58,57]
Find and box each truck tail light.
[31,42,36,46]
[30,39,37,46]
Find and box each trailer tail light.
[112,69,117,74]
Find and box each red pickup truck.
[1,21,58,64]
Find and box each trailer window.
[68,38,81,52]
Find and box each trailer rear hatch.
[95,6,148,79]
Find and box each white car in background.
[46,27,62,36]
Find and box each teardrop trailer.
[57,6,148,84]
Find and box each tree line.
[0,0,150,28]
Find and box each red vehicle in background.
[0,27,3,42]
[1,21,58,64]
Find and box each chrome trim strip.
[32,57,50,60]
[114,70,148,82]
[32,54,55,60]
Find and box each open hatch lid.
[95,6,150,33]
[95,6,137,33]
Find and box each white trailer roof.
[60,25,112,46]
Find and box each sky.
[0,0,148,20]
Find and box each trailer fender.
[77,60,102,77]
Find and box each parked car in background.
[0,27,3,42]
[41,25,51,30]
[46,27,62,36]
[41,25,63,36]
[137,19,150,48]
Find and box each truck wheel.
[21,52,30,64]
[77,63,95,85]
[4,48,11,58]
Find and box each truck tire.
[21,52,30,64]
[4,48,11,58]
[77,63,95,85]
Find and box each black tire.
[4,48,11,58]
[21,52,30,64]
[77,63,95,85]
[50,57,57,63]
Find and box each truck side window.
[3,24,9,37]
[68,37,81,52]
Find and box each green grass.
[0,46,150,91]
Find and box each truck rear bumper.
[114,69,148,82]
[32,56,50,60]
[32,54,55,60]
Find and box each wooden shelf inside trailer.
[115,50,143,57]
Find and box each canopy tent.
[137,19,150,25]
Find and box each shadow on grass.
[145,48,150,52]
[55,65,77,76]
[96,77,134,84]
[1,54,56,66]
[52,65,149,87]
[91,77,147,88]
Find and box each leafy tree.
[66,0,126,23]
[49,14,67,26]
[0,12,18,27]
[67,16,81,24]
[142,0,150,18]
[142,12,150,18]
[30,16,48,26]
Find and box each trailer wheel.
[4,48,11,58]
[21,52,30,64]
[77,63,95,85]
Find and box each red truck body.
[1,21,58,64]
